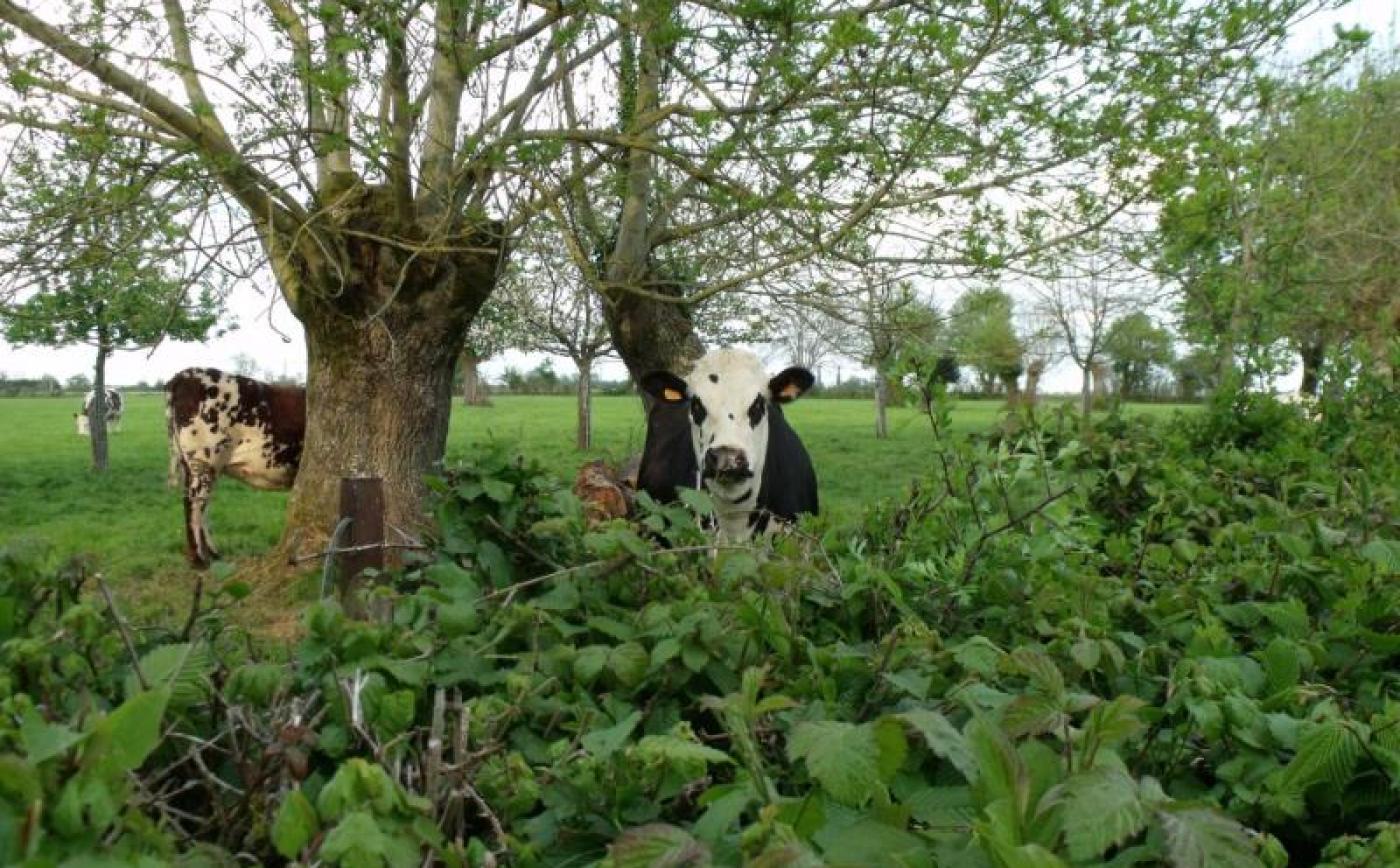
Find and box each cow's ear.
[769,367,815,403]
[640,371,689,404]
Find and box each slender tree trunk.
[460,350,489,405]
[601,1,705,395]
[1298,340,1325,396]
[1080,365,1092,417]
[1092,361,1109,408]
[89,343,109,473]
[576,356,593,450]
[874,375,889,439]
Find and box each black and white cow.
[166,368,306,567]
[638,349,818,541]
[75,388,123,435]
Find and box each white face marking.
[684,350,772,509]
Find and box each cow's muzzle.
[703,447,753,483]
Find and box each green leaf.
[1011,647,1065,699]
[583,711,642,760]
[874,716,909,782]
[965,717,1024,813]
[272,789,320,859]
[814,818,932,867]
[1261,638,1301,695]
[1269,720,1360,812]
[124,642,212,708]
[1002,694,1066,738]
[98,688,170,773]
[481,478,515,503]
[1070,638,1102,672]
[608,642,649,687]
[637,734,734,767]
[788,720,882,806]
[574,645,609,684]
[20,710,86,764]
[953,636,1003,677]
[320,810,419,867]
[1084,696,1147,750]
[1056,766,1147,860]
[1156,804,1263,868]
[607,823,711,867]
[899,709,978,782]
[693,784,753,844]
[1359,539,1400,575]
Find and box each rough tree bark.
[602,279,705,383]
[276,191,503,552]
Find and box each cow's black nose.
[704,447,748,477]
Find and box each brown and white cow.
[165,368,306,567]
[75,388,123,435]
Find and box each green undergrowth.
[0,380,1396,867]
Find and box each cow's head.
[642,349,813,498]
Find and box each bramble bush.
[0,377,1396,867]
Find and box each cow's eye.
[690,398,708,426]
[748,394,767,427]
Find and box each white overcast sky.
[1,0,1393,392]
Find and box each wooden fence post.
[337,476,385,619]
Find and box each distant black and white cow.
[166,368,306,567]
[75,388,123,435]
[638,349,818,541]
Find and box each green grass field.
[0,391,1194,617]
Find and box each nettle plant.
[0,386,1397,867]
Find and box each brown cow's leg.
[183,463,217,568]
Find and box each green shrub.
[0,382,1395,866]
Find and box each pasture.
[0,391,1192,619]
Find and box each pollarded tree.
[0,0,626,543]
[812,266,941,438]
[948,287,1024,400]
[1104,312,1175,400]
[0,119,223,472]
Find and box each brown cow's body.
[166,368,306,567]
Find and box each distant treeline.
[0,375,174,397]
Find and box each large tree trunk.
[874,374,889,439]
[1298,340,1325,397]
[275,200,502,555]
[460,349,490,406]
[576,356,593,450]
[999,370,1021,406]
[89,343,109,473]
[602,277,705,384]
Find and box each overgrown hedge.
[0,379,1397,867]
